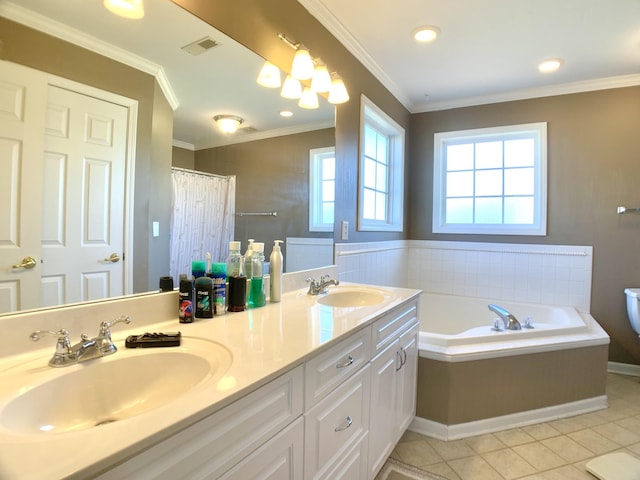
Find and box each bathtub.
[418,293,609,362]
[411,293,610,440]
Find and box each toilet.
[625,288,640,336]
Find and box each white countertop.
[0,283,421,480]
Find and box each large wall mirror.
[0,0,335,315]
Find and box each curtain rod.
[171,166,233,180]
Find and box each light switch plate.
[341,220,349,240]
[152,221,159,237]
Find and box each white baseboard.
[409,395,608,441]
[608,361,640,377]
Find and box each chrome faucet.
[307,275,340,295]
[30,315,132,367]
[488,304,521,330]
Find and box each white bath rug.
[585,452,640,480]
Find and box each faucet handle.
[99,315,132,337]
[29,329,75,367]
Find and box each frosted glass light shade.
[291,48,315,80]
[298,87,319,109]
[328,76,349,104]
[256,61,281,88]
[311,64,332,93]
[104,0,144,19]
[214,115,243,134]
[281,75,302,99]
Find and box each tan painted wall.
[0,17,173,293]
[409,87,640,364]
[172,147,195,170]
[194,128,335,262]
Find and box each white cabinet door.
[368,339,399,478]
[220,417,304,480]
[397,323,419,436]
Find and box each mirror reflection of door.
[0,61,129,313]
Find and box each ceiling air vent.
[181,37,221,56]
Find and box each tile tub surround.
[335,241,593,313]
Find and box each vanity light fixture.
[103,0,144,19]
[281,75,303,99]
[310,60,332,93]
[213,115,243,134]
[256,61,281,88]
[412,25,440,43]
[298,87,319,109]
[538,58,564,73]
[291,46,315,80]
[328,73,349,104]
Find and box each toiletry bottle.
[195,275,214,318]
[248,242,266,308]
[269,240,283,302]
[192,260,206,279]
[243,238,255,280]
[210,263,226,315]
[226,241,242,280]
[205,252,212,276]
[179,275,194,323]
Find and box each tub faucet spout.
[488,304,522,330]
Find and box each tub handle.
[336,354,354,369]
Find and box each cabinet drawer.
[97,366,304,480]
[371,301,418,354]
[304,327,371,408]
[304,364,370,480]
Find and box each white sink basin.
[0,338,232,434]
[316,288,387,308]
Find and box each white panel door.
[41,86,127,306]
[0,61,46,313]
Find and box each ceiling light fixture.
[280,110,294,118]
[213,115,243,134]
[256,61,281,88]
[412,25,440,43]
[103,0,144,19]
[538,58,564,73]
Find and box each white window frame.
[433,122,547,236]
[309,146,335,232]
[358,95,405,232]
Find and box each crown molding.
[297,0,413,110]
[413,73,640,113]
[172,140,195,151]
[197,120,335,150]
[0,1,180,110]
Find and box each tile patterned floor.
[391,373,640,479]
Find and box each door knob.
[12,256,37,269]
[103,253,120,263]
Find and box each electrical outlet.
[341,220,349,240]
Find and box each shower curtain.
[170,168,236,282]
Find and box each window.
[433,122,547,235]
[309,146,335,232]
[358,95,405,232]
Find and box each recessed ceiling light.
[280,110,293,118]
[538,58,564,73]
[412,25,441,43]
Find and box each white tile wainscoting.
[335,240,593,312]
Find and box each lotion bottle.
[243,238,255,279]
[248,242,266,308]
[269,240,283,302]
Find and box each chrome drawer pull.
[336,354,354,369]
[335,416,353,432]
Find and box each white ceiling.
[299,0,640,112]
[3,0,639,150]
[0,0,335,150]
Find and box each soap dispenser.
[269,240,283,302]
[248,242,266,308]
[243,238,255,279]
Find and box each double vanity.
[0,280,420,479]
